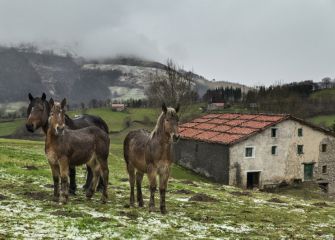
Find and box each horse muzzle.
[172,134,180,143]
[55,126,65,136]
[25,124,35,133]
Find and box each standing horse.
[123,103,180,214]
[26,93,108,194]
[46,99,110,204]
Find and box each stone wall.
[316,138,335,194]
[174,139,230,183]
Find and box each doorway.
[304,163,314,181]
[247,171,260,189]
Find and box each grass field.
[308,115,335,128]
[0,137,335,239]
[0,119,25,136]
[310,88,335,100]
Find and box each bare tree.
[321,77,332,89]
[146,59,198,107]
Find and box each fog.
[0,0,334,85]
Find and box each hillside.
[0,47,250,104]
[0,138,334,239]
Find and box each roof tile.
[225,119,246,126]
[213,125,232,133]
[192,118,210,123]
[218,113,240,120]
[193,131,220,140]
[202,114,221,119]
[253,115,285,122]
[229,127,258,135]
[180,128,204,138]
[194,123,216,130]
[241,121,274,129]
[207,118,229,124]
[210,133,244,144]
[180,122,198,128]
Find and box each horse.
[46,98,110,204]
[26,93,108,194]
[123,103,180,214]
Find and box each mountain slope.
[0,47,250,104]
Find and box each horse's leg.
[69,166,77,195]
[59,158,69,204]
[127,163,135,207]
[86,162,100,199]
[147,164,157,212]
[50,164,60,202]
[83,165,92,191]
[136,171,144,207]
[159,166,170,214]
[97,174,105,192]
[99,160,109,204]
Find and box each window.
[271,146,277,155]
[322,144,327,152]
[298,128,303,137]
[322,165,327,174]
[245,147,255,158]
[297,145,304,155]
[271,128,277,138]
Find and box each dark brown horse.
[26,93,108,194]
[46,99,110,204]
[123,103,180,214]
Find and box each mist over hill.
[0,46,250,104]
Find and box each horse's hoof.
[149,206,155,212]
[138,202,144,208]
[101,196,108,204]
[160,207,167,215]
[86,190,94,199]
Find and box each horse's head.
[162,103,180,142]
[48,98,66,136]
[26,93,49,132]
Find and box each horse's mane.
[150,111,165,139]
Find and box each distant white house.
[207,102,225,111]
[111,104,126,112]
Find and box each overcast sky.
[0,0,334,86]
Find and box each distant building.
[111,104,126,112]
[174,113,335,191]
[207,102,225,111]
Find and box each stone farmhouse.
[174,113,335,192]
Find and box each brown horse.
[46,98,110,204]
[123,103,180,214]
[26,93,108,194]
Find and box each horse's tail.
[94,116,109,134]
[123,133,131,166]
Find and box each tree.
[146,59,198,107]
[321,77,332,89]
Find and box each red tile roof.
[179,113,289,145]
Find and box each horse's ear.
[61,98,67,109]
[49,98,54,108]
[28,93,33,101]
[41,93,46,101]
[175,103,180,113]
[162,103,167,113]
